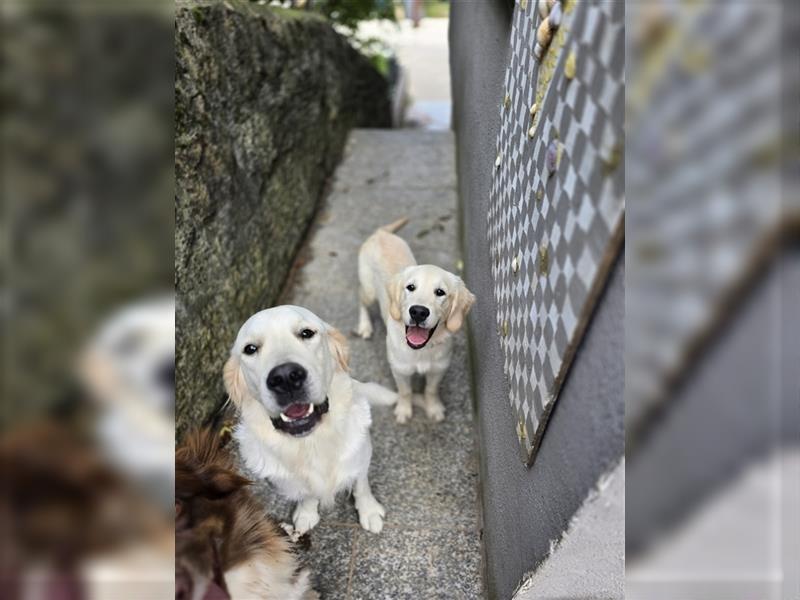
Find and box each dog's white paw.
[279,522,303,543]
[394,401,412,424]
[354,323,373,339]
[357,499,385,534]
[425,401,446,423]
[292,506,320,534]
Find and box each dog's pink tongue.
[283,403,309,419]
[406,326,429,346]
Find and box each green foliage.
[313,0,395,30]
[350,35,392,77]
[425,1,450,19]
[261,1,396,77]
[261,0,395,32]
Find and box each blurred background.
[3,0,799,599]
[264,0,453,129]
[2,2,175,597]
[624,3,799,598]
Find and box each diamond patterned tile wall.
[625,2,788,441]
[488,0,625,465]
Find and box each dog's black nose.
[409,305,430,324]
[157,361,175,390]
[267,362,307,395]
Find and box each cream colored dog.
[223,305,396,535]
[356,219,475,423]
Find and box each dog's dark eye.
[299,329,316,339]
[406,284,416,292]
[243,344,258,355]
[435,288,446,297]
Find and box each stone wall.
[175,0,390,434]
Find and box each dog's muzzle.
[270,398,329,437]
[405,323,437,349]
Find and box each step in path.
[248,129,483,599]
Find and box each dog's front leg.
[353,474,385,533]
[423,370,446,422]
[355,293,373,339]
[391,368,413,424]
[292,498,320,534]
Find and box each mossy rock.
[175,1,390,436]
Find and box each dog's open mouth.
[271,398,329,437]
[405,324,437,349]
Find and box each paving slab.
[348,527,482,600]
[513,460,624,600]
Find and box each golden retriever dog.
[223,306,396,535]
[176,427,318,600]
[356,219,476,424]
[79,295,175,508]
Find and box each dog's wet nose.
[267,362,307,395]
[409,305,430,324]
[157,360,175,390]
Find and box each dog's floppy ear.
[223,355,250,407]
[202,466,250,497]
[327,327,350,372]
[176,462,250,501]
[445,277,476,333]
[387,272,404,322]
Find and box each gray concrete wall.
[626,249,800,557]
[449,2,624,598]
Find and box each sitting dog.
[223,305,396,535]
[356,219,475,423]
[79,295,176,513]
[176,427,318,600]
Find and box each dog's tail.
[353,380,398,406]
[379,217,409,234]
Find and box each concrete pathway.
[513,460,625,600]
[251,130,482,599]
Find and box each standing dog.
[356,219,475,423]
[223,306,395,535]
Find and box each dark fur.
[176,427,312,600]
[0,421,166,600]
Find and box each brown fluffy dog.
[176,428,318,600]
[0,420,173,599]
